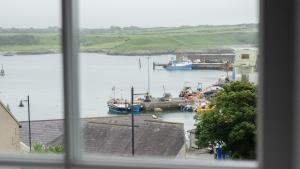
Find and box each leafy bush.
[32,142,64,154]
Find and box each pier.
[176,49,235,63]
[141,98,195,111]
[153,49,235,70]
[153,62,233,70]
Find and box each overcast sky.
[0,0,258,28]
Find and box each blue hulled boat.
[166,58,192,70]
[107,99,131,114]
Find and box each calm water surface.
[0,53,239,132]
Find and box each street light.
[19,95,31,152]
[130,87,149,156]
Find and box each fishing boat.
[166,57,192,70]
[180,104,194,112]
[195,98,215,113]
[107,86,131,114]
[179,82,193,98]
[203,85,222,97]
[132,103,141,112]
[2,52,14,56]
[107,99,131,114]
[0,65,5,76]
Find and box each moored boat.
[179,82,193,97]
[107,99,131,114]
[0,64,5,76]
[166,57,192,70]
[2,52,14,56]
[195,98,215,113]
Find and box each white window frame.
[0,0,298,168]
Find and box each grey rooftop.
[20,115,185,157]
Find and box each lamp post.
[130,87,149,156]
[19,95,31,151]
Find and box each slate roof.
[20,115,185,157]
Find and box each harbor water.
[0,53,255,132]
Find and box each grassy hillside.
[0,24,257,55]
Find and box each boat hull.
[132,104,141,112]
[108,104,131,114]
[166,64,192,70]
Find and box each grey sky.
[0,0,258,28]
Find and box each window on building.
[241,54,250,59]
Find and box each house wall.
[0,101,20,153]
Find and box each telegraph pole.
[131,86,135,156]
[147,56,150,94]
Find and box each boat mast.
[112,86,116,99]
[139,58,141,69]
[121,89,123,99]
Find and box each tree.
[195,81,256,159]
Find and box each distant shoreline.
[0,46,257,56]
[0,24,257,56]
[0,47,254,56]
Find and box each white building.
[232,49,258,82]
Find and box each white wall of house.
[188,132,199,149]
[0,101,20,153]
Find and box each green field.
[0,24,257,55]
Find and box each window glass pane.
[0,0,64,155]
[77,0,259,161]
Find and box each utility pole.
[131,86,135,156]
[147,56,150,94]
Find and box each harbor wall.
[143,98,194,111]
[176,53,235,63]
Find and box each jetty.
[153,49,236,70]
[141,98,195,111]
[153,62,232,70]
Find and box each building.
[0,100,21,153]
[232,49,258,82]
[20,115,186,158]
[187,129,198,149]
